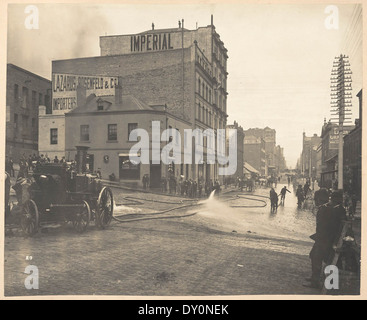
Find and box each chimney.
[76,84,87,107]
[75,146,90,174]
[114,77,123,105]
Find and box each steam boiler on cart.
[20,146,114,236]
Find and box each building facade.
[243,127,284,176]
[64,85,191,187]
[226,121,244,179]
[243,135,266,176]
[343,89,362,199]
[6,64,51,162]
[300,132,322,180]
[320,120,355,188]
[274,145,287,174]
[40,18,230,186]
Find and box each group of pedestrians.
[295,180,312,208]
[154,176,221,199]
[5,157,15,177]
[270,186,292,212]
[5,153,67,180]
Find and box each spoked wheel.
[96,187,114,229]
[73,201,91,233]
[21,200,39,236]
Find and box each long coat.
[310,203,346,262]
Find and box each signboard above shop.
[52,73,119,114]
[329,127,353,149]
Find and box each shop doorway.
[150,163,161,188]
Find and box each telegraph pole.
[330,54,352,190]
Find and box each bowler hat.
[331,190,343,203]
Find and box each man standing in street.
[280,186,291,204]
[270,188,279,212]
[296,185,305,208]
[305,190,347,289]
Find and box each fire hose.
[111,191,269,224]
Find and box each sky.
[7,2,363,168]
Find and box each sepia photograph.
[1,0,364,300]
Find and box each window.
[39,93,43,105]
[198,78,201,95]
[45,95,50,107]
[14,84,19,100]
[119,156,140,180]
[108,124,117,141]
[50,128,58,145]
[209,90,212,104]
[22,115,29,128]
[32,118,36,128]
[32,91,36,108]
[175,128,181,145]
[97,100,104,111]
[80,125,89,141]
[168,125,173,142]
[128,123,138,138]
[14,113,18,128]
[22,87,29,108]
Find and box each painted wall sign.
[130,33,174,52]
[51,73,119,114]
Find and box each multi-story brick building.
[274,145,287,174]
[244,127,279,176]
[39,18,230,186]
[300,132,322,180]
[243,135,266,176]
[6,64,51,162]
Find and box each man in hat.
[314,187,330,207]
[305,190,347,289]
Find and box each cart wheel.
[96,187,114,229]
[21,200,39,236]
[73,201,91,233]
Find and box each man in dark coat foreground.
[305,190,347,289]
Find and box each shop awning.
[119,152,140,157]
[244,162,260,174]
